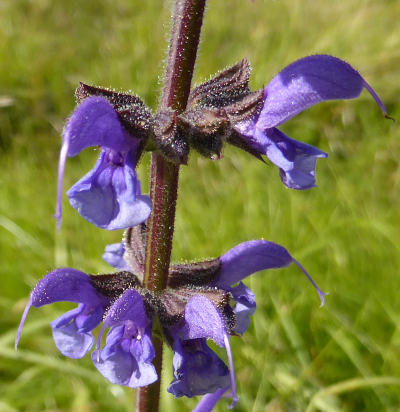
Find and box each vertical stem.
[137,1,207,411]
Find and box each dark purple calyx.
[152,108,189,164]
[150,59,264,164]
[167,258,221,288]
[89,272,141,300]
[188,59,253,108]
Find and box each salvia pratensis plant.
[16,0,389,411]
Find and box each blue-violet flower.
[56,95,152,230]
[17,227,327,407]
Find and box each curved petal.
[67,152,151,230]
[168,339,230,398]
[31,268,105,308]
[64,96,128,156]
[257,54,387,129]
[102,243,130,270]
[217,240,327,306]
[104,289,148,329]
[52,319,94,359]
[217,240,293,288]
[255,128,328,190]
[180,296,226,347]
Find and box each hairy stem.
[137,1,207,411]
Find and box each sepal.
[188,59,252,109]
[89,272,141,299]
[122,224,147,277]
[76,82,152,143]
[152,109,189,164]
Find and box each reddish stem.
[137,1,207,411]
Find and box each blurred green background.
[1,0,399,411]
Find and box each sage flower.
[156,55,388,191]
[232,54,388,189]
[16,228,326,405]
[56,94,152,230]
[15,268,110,359]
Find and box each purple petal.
[218,240,327,306]
[217,240,293,288]
[50,306,84,329]
[228,282,256,335]
[67,151,151,230]
[104,289,148,329]
[107,161,152,230]
[55,97,138,230]
[49,304,104,358]
[51,318,94,359]
[180,296,226,347]
[193,388,229,412]
[93,321,157,388]
[92,344,157,388]
[102,243,130,270]
[168,339,230,398]
[130,332,155,364]
[257,54,388,129]
[102,325,125,352]
[255,127,328,190]
[64,97,128,156]
[31,268,105,307]
[92,346,136,385]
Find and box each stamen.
[223,333,239,409]
[363,81,394,121]
[192,387,230,412]
[15,298,32,350]
[137,327,143,340]
[96,323,107,362]
[54,136,70,230]
[292,258,328,307]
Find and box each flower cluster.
[55,55,387,231]
[17,225,326,407]
[17,54,387,410]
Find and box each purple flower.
[166,296,231,397]
[56,96,151,230]
[102,242,130,271]
[92,289,157,387]
[233,55,388,190]
[17,236,326,408]
[16,268,109,358]
[168,338,230,398]
[164,239,326,407]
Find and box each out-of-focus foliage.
[0,0,399,411]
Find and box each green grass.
[1,0,399,411]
